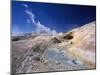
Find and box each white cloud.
[25,10,36,24]
[23,4,57,35]
[23,4,28,8]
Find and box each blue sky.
[12,1,96,34]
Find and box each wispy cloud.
[23,4,28,8]
[23,4,57,35]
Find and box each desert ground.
[11,21,96,74]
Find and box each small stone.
[33,57,40,61]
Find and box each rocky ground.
[11,21,96,74]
